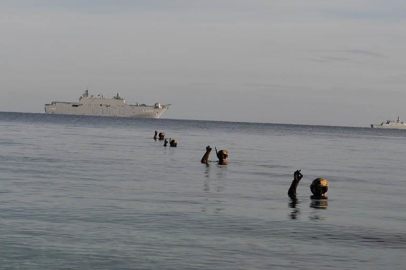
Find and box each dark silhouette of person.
[288,170,303,198]
[170,139,177,147]
[201,146,229,165]
[201,145,212,164]
[287,170,329,199]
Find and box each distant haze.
[1,0,406,127]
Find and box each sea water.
[0,112,405,270]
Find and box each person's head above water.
[287,170,329,199]
[159,132,165,140]
[215,147,229,165]
[201,146,228,165]
[170,139,177,147]
[310,178,329,199]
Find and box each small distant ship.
[45,90,170,118]
[370,117,406,129]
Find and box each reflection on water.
[203,180,210,192]
[288,198,329,220]
[288,197,301,220]
[309,213,326,221]
[310,199,328,209]
[216,165,228,179]
[202,165,226,214]
[203,179,225,194]
[204,164,211,180]
[309,199,328,221]
[201,205,225,214]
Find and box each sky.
[1,0,406,127]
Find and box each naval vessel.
[45,90,170,118]
[370,117,406,129]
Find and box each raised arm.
[201,145,212,164]
[288,170,303,197]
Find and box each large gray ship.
[45,90,170,118]
[370,117,406,129]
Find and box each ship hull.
[45,102,169,118]
[371,124,406,129]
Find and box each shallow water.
[0,112,405,269]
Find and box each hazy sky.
[1,0,406,126]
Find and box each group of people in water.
[154,130,177,147]
[154,131,328,199]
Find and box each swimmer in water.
[287,170,329,199]
[310,178,329,199]
[170,139,177,147]
[159,132,165,141]
[215,147,229,165]
[154,130,158,140]
[201,146,229,165]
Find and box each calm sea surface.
[0,112,405,270]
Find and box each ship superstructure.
[45,90,170,118]
[371,117,406,129]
